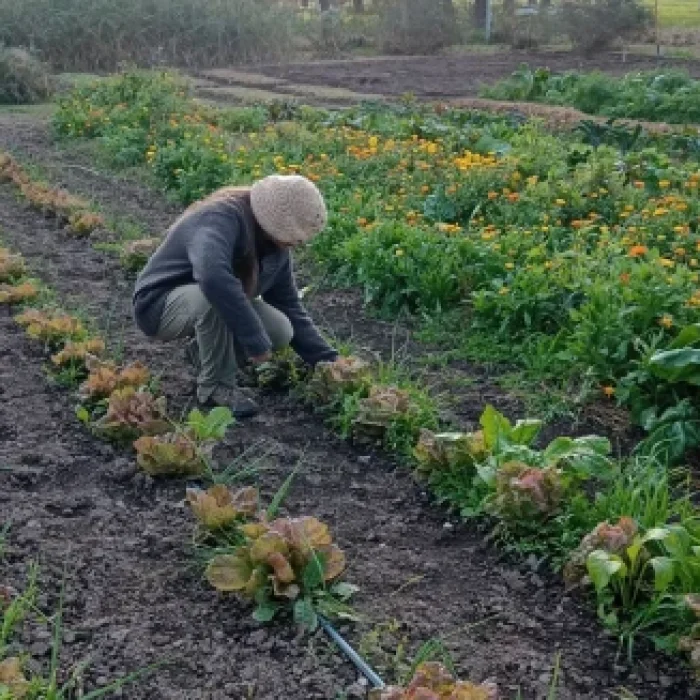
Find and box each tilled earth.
[254,50,700,100]
[0,112,695,699]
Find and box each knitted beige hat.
[250,174,327,246]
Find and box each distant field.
[649,0,700,28]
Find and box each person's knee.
[268,312,294,350]
[156,285,212,341]
[188,286,212,318]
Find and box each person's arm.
[262,253,338,365]
[186,212,272,359]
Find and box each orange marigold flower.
[628,245,648,258]
[619,273,631,285]
[602,386,615,398]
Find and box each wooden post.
[655,0,660,59]
[474,0,487,29]
[485,0,492,42]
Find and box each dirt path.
[0,119,695,698]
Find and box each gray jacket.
[132,196,337,365]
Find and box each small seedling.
[0,281,38,305]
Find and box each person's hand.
[250,352,273,366]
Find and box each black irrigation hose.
[319,615,385,691]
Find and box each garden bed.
[0,108,695,698]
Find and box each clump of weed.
[0,47,53,105]
[119,238,160,274]
[0,280,39,305]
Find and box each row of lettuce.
[0,174,498,695]
[51,70,700,464]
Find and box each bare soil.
[0,111,695,699]
[243,50,700,100]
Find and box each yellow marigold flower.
[555,198,566,206]
[659,258,674,268]
[505,262,515,270]
[499,286,509,295]
[602,385,615,398]
[659,315,674,329]
[653,208,669,216]
[659,180,671,189]
[395,248,404,257]
[487,191,498,200]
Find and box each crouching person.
[132,175,338,419]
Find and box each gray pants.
[155,284,293,402]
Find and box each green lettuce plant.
[134,432,205,476]
[413,429,487,477]
[582,521,700,653]
[486,461,564,522]
[563,516,638,587]
[204,515,352,630]
[133,406,234,475]
[187,485,259,530]
[79,359,151,401]
[94,387,169,442]
[352,385,415,444]
[305,355,371,405]
[371,662,499,700]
